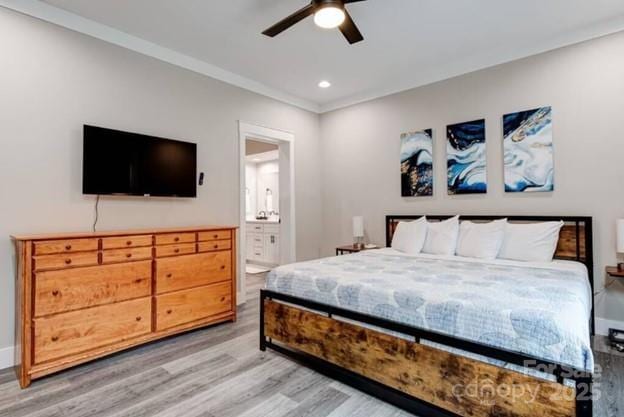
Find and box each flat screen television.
[83,125,197,197]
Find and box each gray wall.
[3,4,624,355]
[0,8,322,350]
[319,30,624,323]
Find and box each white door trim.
[238,122,296,303]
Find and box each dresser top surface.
[11,225,238,241]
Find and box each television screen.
[83,125,197,197]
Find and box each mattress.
[266,248,594,373]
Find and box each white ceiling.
[13,1,624,112]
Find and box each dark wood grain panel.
[264,299,576,417]
[555,225,586,261]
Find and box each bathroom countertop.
[246,218,280,224]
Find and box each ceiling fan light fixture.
[314,6,346,29]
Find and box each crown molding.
[0,0,321,113]
[3,1,624,115]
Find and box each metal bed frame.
[260,215,594,417]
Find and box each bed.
[260,215,594,417]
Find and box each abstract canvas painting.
[503,107,553,192]
[446,119,487,194]
[400,129,433,197]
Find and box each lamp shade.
[617,219,624,253]
[352,216,364,238]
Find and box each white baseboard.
[595,317,624,336]
[0,346,14,370]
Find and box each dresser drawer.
[155,251,231,294]
[198,230,231,242]
[155,233,196,246]
[246,223,264,233]
[155,243,196,258]
[155,282,232,331]
[34,238,99,255]
[33,297,151,364]
[264,224,280,234]
[33,251,99,271]
[102,246,153,264]
[101,235,152,250]
[250,233,264,246]
[34,261,151,317]
[198,240,232,253]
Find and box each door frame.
[238,121,296,303]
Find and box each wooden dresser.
[12,226,237,388]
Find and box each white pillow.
[422,216,460,256]
[455,219,506,260]
[498,221,564,262]
[391,217,428,254]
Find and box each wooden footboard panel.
[264,299,576,417]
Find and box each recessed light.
[314,6,346,29]
[318,80,331,89]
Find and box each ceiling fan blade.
[262,3,315,37]
[339,10,364,44]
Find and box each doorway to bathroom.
[238,122,295,303]
[245,139,280,271]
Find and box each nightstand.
[336,244,379,256]
[606,266,624,278]
[605,266,624,352]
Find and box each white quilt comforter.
[266,249,593,372]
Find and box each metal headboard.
[385,214,595,334]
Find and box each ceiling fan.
[262,0,367,45]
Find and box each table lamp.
[618,219,624,270]
[353,216,364,249]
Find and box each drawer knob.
[213,234,218,239]
[52,290,59,297]
[213,244,219,249]
[166,273,173,278]
[51,336,59,342]
[65,244,72,251]
[166,309,172,315]
[136,316,142,322]
[174,248,180,253]
[64,259,72,265]
[134,278,143,284]
[126,241,132,246]
[220,265,226,270]
[126,253,133,258]
[220,297,226,302]
[174,237,180,242]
